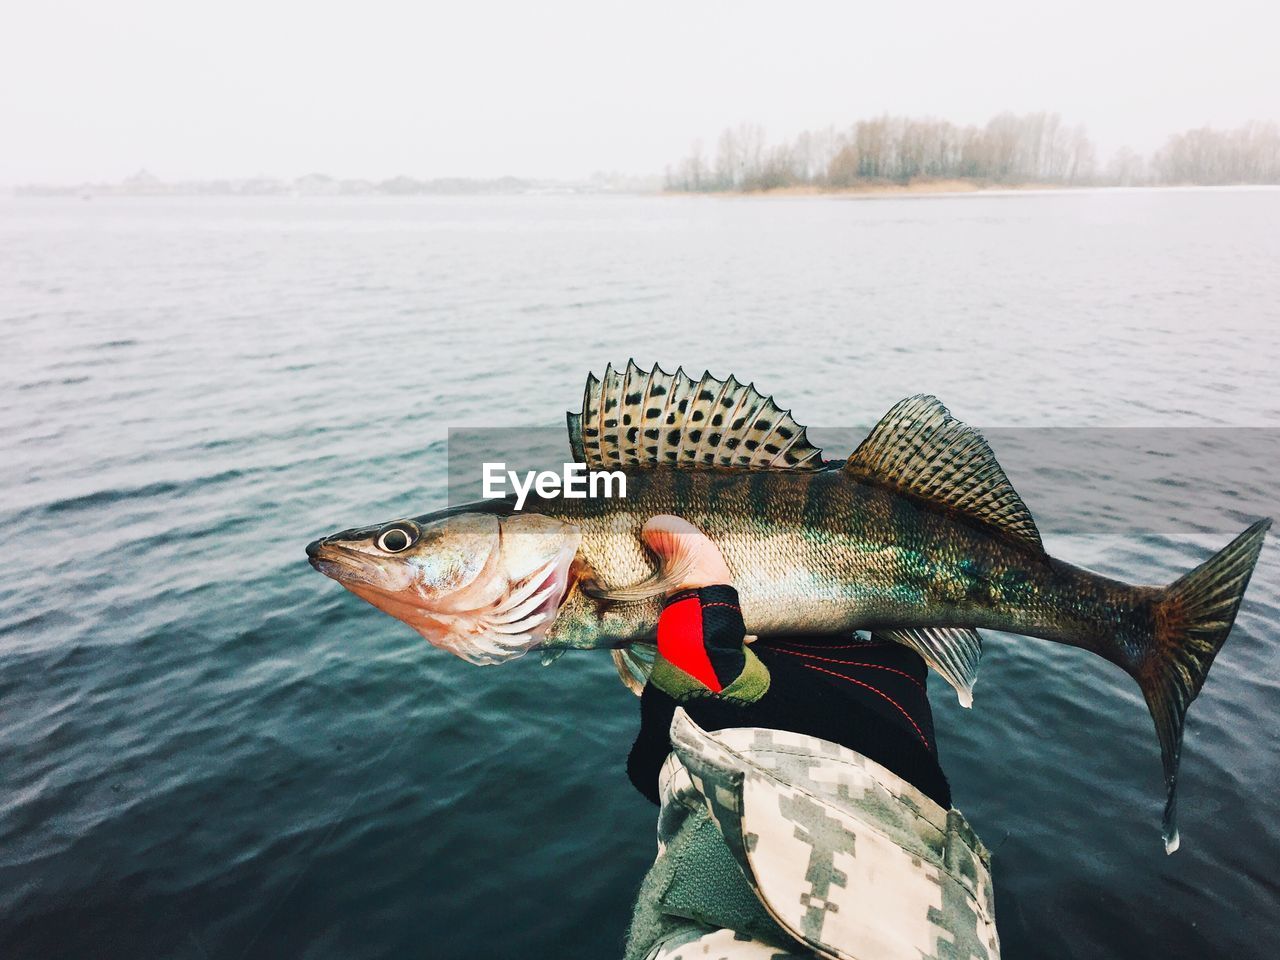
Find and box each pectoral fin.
[877,626,983,708]
[580,548,700,603]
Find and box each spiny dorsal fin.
[845,395,1042,549]
[570,362,824,471]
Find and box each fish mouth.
[305,538,387,588]
[306,539,337,577]
[309,557,342,578]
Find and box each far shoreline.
[5,182,1279,201]
[662,180,1280,201]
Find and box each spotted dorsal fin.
[568,362,823,470]
[844,395,1042,549]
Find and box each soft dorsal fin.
[568,361,824,471]
[845,395,1042,549]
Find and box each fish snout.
[309,535,340,555]
[305,535,351,580]
[300,537,337,568]
[307,527,362,559]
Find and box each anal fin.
[878,626,983,708]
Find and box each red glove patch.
[657,595,722,692]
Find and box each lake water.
[1,190,1277,959]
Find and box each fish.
[306,362,1270,852]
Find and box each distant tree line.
[1149,122,1280,185]
[664,113,1280,192]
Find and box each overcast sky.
[2,0,1277,184]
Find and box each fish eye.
[377,526,415,553]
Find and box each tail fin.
[1141,519,1270,854]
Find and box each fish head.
[307,502,582,664]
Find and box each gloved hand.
[641,516,770,704]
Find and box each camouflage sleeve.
[664,710,1000,960]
